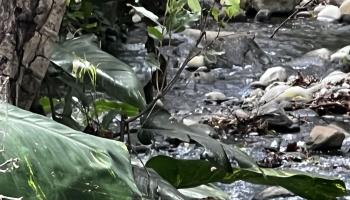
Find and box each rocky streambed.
[115,6,350,199]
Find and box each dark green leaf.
[146,156,347,200]
[50,34,146,110]
[0,104,141,199]
[133,166,187,200]
[141,107,258,172]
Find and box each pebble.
[317,5,341,22]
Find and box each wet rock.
[260,113,300,133]
[255,9,271,22]
[321,70,348,85]
[205,91,227,101]
[251,0,299,14]
[234,109,250,120]
[331,45,350,61]
[317,5,342,22]
[187,55,205,68]
[253,186,294,200]
[341,14,350,23]
[275,86,313,103]
[259,84,290,104]
[305,48,332,60]
[296,11,313,18]
[307,125,346,150]
[251,66,287,87]
[340,0,350,15]
[192,70,216,84]
[182,29,270,69]
[314,4,326,14]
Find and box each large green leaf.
[140,107,258,172]
[50,34,146,110]
[146,156,346,200]
[0,104,141,199]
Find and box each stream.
[116,18,350,199]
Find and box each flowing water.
[117,18,350,199]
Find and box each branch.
[270,0,314,38]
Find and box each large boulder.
[182,29,270,70]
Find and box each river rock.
[251,0,299,14]
[255,9,271,22]
[305,48,332,60]
[317,5,342,22]
[187,55,205,68]
[253,186,294,200]
[205,91,227,101]
[182,29,270,69]
[340,0,350,15]
[314,4,326,14]
[321,70,348,85]
[331,45,350,61]
[341,14,350,23]
[307,125,346,150]
[275,86,313,103]
[259,84,290,104]
[296,11,313,18]
[251,66,288,87]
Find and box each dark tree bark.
[0,0,66,109]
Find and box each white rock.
[187,55,205,67]
[259,84,291,104]
[205,91,227,101]
[317,5,341,22]
[252,66,287,87]
[330,45,350,61]
[305,48,332,60]
[321,70,348,85]
[340,0,350,15]
[276,86,313,102]
[314,4,326,14]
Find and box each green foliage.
[146,156,347,200]
[51,34,146,110]
[93,99,139,117]
[0,104,141,199]
[140,107,258,172]
[222,0,240,18]
[187,0,201,14]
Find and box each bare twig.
[270,0,314,38]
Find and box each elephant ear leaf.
[0,104,141,199]
[50,34,146,110]
[146,155,347,200]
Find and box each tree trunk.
[0,0,66,109]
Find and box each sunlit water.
[118,18,350,199]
